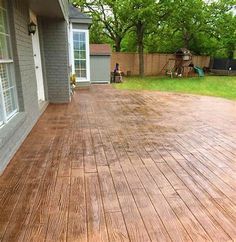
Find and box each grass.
[114,76,236,100]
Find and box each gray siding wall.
[90,56,110,83]
[0,0,70,174]
[72,23,89,30]
[0,0,43,173]
[40,18,70,103]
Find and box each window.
[73,31,87,78]
[0,0,18,126]
[72,29,90,82]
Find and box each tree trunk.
[227,44,235,59]
[115,37,122,52]
[136,21,145,77]
[183,38,189,49]
[138,41,144,77]
[183,30,190,49]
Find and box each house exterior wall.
[90,56,111,83]
[0,0,45,173]
[39,18,70,103]
[0,0,70,174]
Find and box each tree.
[125,0,170,77]
[71,0,236,62]
[71,0,133,52]
[150,0,236,58]
[88,15,110,44]
[165,0,210,49]
[208,0,236,58]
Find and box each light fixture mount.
[28,21,37,35]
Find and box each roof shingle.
[69,4,92,24]
[90,44,112,56]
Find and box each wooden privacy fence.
[111,52,211,76]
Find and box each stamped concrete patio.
[1,85,236,242]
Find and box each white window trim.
[0,1,19,127]
[0,65,19,126]
[0,60,13,64]
[68,23,73,71]
[0,75,7,124]
[70,28,90,83]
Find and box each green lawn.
[114,76,236,100]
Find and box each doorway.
[30,10,45,102]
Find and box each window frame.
[71,28,90,83]
[0,1,18,127]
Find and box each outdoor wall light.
[28,21,37,35]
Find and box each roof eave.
[28,0,66,19]
[70,18,92,25]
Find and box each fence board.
[111,52,210,76]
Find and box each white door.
[30,11,45,102]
